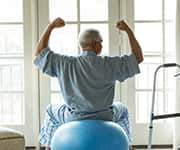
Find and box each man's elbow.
[34,46,41,56]
[137,56,144,64]
[35,46,43,56]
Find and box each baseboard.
[26,146,36,150]
[132,144,173,149]
[26,144,173,150]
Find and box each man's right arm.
[34,17,66,77]
[35,17,65,56]
[116,20,143,64]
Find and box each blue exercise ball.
[51,120,129,150]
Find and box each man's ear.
[91,41,97,49]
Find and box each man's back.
[59,50,115,113]
[34,47,140,114]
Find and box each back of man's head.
[78,29,102,49]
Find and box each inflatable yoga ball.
[51,120,129,150]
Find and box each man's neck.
[82,49,97,54]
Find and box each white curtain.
[174,0,180,149]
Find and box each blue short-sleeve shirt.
[34,47,140,113]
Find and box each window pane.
[136,91,151,123]
[135,0,162,20]
[51,78,60,91]
[136,91,163,123]
[80,0,108,21]
[165,56,176,63]
[135,23,162,54]
[0,0,23,22]
[49,0,77,22]
[0,59,24,91]
[51,93,65,105]
[0,93,24,125]
[0,25,23,55]
[165,23,176,55]
[165,67,176,90]
[165,0,176,20]
[166,91,175,113]
[49,24,78,56]
[136,58,163,89]
[81,24,109,56]
[155,91,164,115]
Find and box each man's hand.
[49,17,65,30]
[116,20,130,31]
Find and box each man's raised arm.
[35,17,65,56]
[116,20,143,64]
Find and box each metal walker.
[148,63,180,150]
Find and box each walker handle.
[174,73,180,77]
[162,63,177,67]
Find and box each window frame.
[0,0,40,147]
[38,0,121,126]
[124,0,176,145]
[134,0,176,124]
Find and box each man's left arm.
[116,20,143,64]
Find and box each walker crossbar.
[152,113,180,120]
[148,63,180,150]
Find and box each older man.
[34,17,143,150]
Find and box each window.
[0,0,37,146]
[0,0,24,125]
[49,0,110,104]
[134,0,176,123]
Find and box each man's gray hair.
[78,29,102,49]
